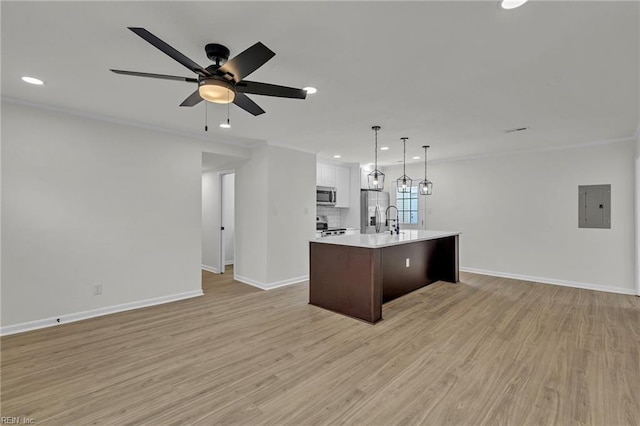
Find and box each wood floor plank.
[2,269,639,425]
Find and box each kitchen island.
[309,230,460,323]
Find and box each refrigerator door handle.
[375,205,381,233]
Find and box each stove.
[321,227,346,237]
[317,216,347,237]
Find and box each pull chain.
[204,101,208,132]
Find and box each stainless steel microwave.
[316,186,336,206]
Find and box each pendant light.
[396,137,412,193]
[367,126,385,191]
[418,145,433,196]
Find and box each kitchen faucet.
[385,205,400,235]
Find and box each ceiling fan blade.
[217,42,275,83]
[180,90,204,107]
[236,81,307,99]
[128,27,210,77]
[233,92,265,116]
[110,69,198,83]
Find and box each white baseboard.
[225,260,234,266]
[1,290,203,336]
[460,267,636,296]
[234,274,309,290]
[201,264,219,273]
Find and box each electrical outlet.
[405,258,410,268]
[93,284,103,295]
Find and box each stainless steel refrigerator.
[360,190,390,234]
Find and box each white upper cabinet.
[335,166,350,208]
[317,164,336,187]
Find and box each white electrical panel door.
[578,184,611,229]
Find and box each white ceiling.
[2,1,638,165]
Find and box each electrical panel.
[578,184,611,229]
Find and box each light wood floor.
[2,271,639,425]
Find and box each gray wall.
[385,140,636,293]
[1,102,249,331]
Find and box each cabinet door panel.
[321,165,336,187]
[335,166,350,207]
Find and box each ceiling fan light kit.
[198,78,236,104]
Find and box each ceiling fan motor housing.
[205,43,230,66]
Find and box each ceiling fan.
[110,27,307,116]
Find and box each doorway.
[201,152,243,287]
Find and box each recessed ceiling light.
[412,156,420,160]
[500,0,528,10]
[219,122,231,129]
[380,146,389,151]
[303,87,317,94]
[21,76,44,85]
[333,155,341,158]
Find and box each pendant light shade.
[418,145,433,196]
[396,137,412,193]
[367,126,385,191]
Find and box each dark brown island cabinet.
[309,230,460,323]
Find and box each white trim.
[1,96,260,149]
[0,290,203,336]
[429,136,635,166]
[225,260,234,266]
[266,275,309,289]
[201,264,219,274]
[460,267,636,296]
[233,274,309,290]
[268,141,320,156]
[636,155,640,295]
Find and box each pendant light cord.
[374,127,378,171]
[401,138,408,177]
[424,146,428,180]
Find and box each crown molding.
[1,96,262,150]
[265,140,319,156]
[430,135,636,165]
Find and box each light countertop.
[312,229,460,248]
